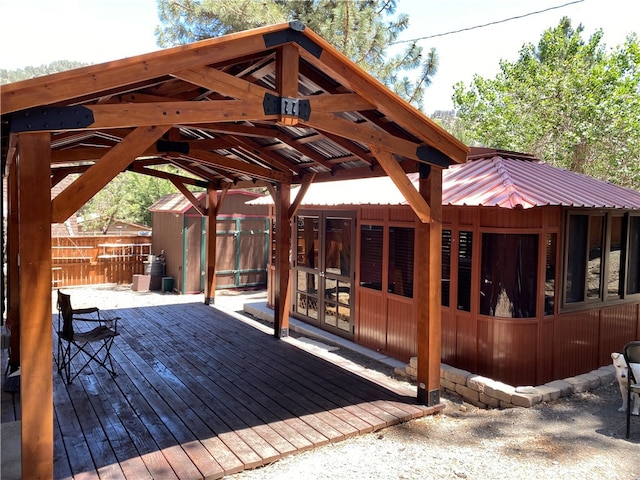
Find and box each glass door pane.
[323,217,353,334]
[294,216,319,320]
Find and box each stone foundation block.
[467,375,493,393]
[483,381,515,403]
[479,392,501,408]
[455,384,480,403]
[544,380,573,397]
[442,365,471,385]
[511,391,542,408]
[534,384,562,402]
[565,373,600,393]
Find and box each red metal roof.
[249,151,640,210]
[443,154,640,209]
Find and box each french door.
[293,211,355,338]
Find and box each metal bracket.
[156,139,190,155]
[416,145,452,168]
[263,93,310,121]
[10,106,94,133]
[263,22,323,58]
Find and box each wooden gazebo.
[0,22,467,477]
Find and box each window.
[480,234,538,318]
[360,225,383,290]
[388,227,414,298]
[628,216,640,295]
[565,214,588,303]
[545,234,557,315]
[325,218,351,277]
[586,215,604,299]
[457,231,473,311]
[296,216,319,269]
[608,216,623,298]
[442,229,452,307]
[564,212,639,306]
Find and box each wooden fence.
[52,236,153,288]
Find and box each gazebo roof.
[1,21,467,224]
[249,148,640,210]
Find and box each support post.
[7,157,20,371]
[18,132,54,479]
[205,188,218,304]
[273,182,291,338]
[416,166,443,406]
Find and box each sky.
[0,0,637,113]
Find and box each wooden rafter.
[51,125,171,223]
[297,27,468,163]
[185,149,292,183]
[308,112,425,163]
[173,65,272,101]
[0,26,287,114]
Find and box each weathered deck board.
[44,300,438,479]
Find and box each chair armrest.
[72,307,99,315]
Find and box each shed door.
[294,212,355,338]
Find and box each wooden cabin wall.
[269,201,640,387]
[151,211,184,290]
[185,215,203,293]
[354,206,418,360]
[553,303,640,380]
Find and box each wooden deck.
[4,301,439,479]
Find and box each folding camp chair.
[56,289,120,384]
[623,341,640,438]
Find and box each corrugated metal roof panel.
[249,153,640,210]
[149,192,207,213]
[443,155,640,209]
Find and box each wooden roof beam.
[173,65,273,101]
[288,172,316,219]
[170,179,207,216]
[51,125,171,223]
[306,112,432,165]
[276,43,300,126]
[1,23,295,114]
[370,146,430,223]
[226,135,303,174]
[296,29,468,163]
[128,163,209,188]
[184,149,292,183]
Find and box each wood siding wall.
[153,212,268,293]
[269,203,640,386]
[52,236,151,287]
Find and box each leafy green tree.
[453,18,640,189]
[0,60,88,84]
[155,0,438,108]
[79,171,184,233]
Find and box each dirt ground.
[59,286,640,480]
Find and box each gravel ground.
[59,286,640,480]
[229,384,639,480]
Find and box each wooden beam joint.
[262,21,323,58]
[262,93,310,121]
